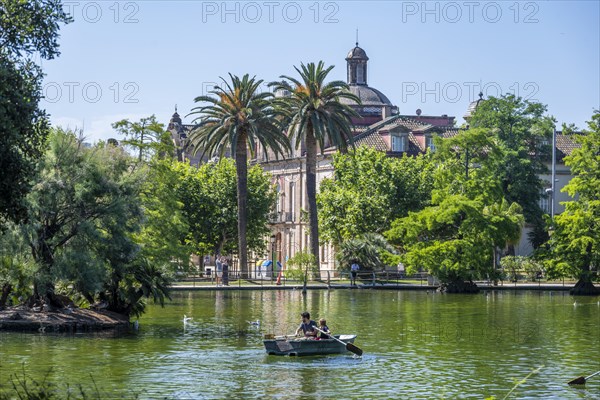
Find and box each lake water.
[1,289,599,399]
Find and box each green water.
[1,290,599,399]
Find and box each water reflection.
[1,290,599,399]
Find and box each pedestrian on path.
[350,261,360,286]
[222,257,229,286]
[215,256,223,286]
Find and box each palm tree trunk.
[305,129,320,273]
[235,133,249,279]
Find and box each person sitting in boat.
[316,318,331,340]
[295,312,317,339]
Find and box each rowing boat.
[263,335,357,356]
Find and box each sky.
[41,0,600,142]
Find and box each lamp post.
[545,127,557,237]
[551,127,556,220]
[545,187,553,218]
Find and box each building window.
[539,190,550,213]
[392,135,407,152]
[363,106,380,114]
[426,136,436,152]
[276,183,282,214]
[289,182,295,221]
[356,64,365,84]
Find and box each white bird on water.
[183,315,193,324]
[573,301,578,307]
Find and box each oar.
[313,326,363,356]
[568,370,600,385]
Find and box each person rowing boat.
[295,311,317,338]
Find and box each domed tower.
[346,42,369,85]
[341,42,398,125]
[463,92,484,125]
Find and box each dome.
[340,85,392,107]
[463,92,484,121]
[346,44,369,60]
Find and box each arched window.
[276,183,282,214]
[356,64,365,84]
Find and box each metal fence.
[176,267,581,288]
[175,268,433,287]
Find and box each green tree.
[0,0,71,59]
[522,258,544,281]
[318,146,434,245]
[469,94,554,248]
[434,128,525,272]
[286,251,317,282]
[176,161,235,259]
[25,129,116,305]
[336,233,396,272]
[0,225,34,308]
[500,255,524,282]
[187,74,290,278]
[271,62,360,271]
[111,115,168,162]
[135,158,192,273]
[0,0,71,225]
[385,128,524,291]
[484,199,526,273]
[20,128,171,316]
[176,158,276,264]
[433,127,504,203]
[545,111,600,294]
[111,116,190,272]
[386,195,523,292]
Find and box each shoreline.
[0,306,130,333]
[169,282,578,292]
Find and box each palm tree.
[336,233,396,272]
[271,62,360,272]
[187,74,290,278]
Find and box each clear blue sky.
[41,1,600,142]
